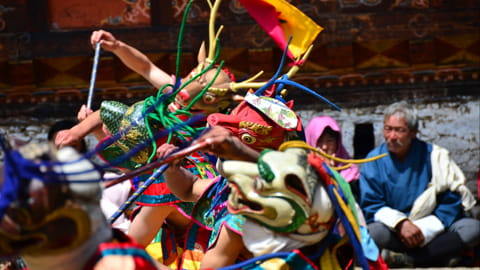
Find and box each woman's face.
[316,132,338,156]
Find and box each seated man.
[359,101,480,267]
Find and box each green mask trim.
[258,149,275,183]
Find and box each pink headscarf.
[304,116,360,182]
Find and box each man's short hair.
[384,101,418,131]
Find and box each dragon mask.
[207,91,303,152]
[221,147,334,240]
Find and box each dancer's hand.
[90,29,120,52]
[54,129,82,149]
[156,143,182,168]
[77,104,94,122]
[194,126,259,162]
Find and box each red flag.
[238,0,323,59]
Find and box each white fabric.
[409,144,476,220]
[374,206,407,230]
[100,172,132,233]
[242,184,333,256]
[412,214,445,246]
[242,219,313,256]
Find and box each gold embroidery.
[207,87,231,96]
[239,121,272,135]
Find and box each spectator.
[359,101,480,267]
[48,118,132,233]
[48,119,87,153]
[305,116,360,200]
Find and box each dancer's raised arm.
[90,29,173,90]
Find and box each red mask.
[207,92,303,151]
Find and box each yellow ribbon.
[278,140,386,169]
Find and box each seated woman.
[304,116,360,201]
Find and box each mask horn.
[229,45,313,92]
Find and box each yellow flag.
[239,0,323,59]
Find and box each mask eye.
[241,133,256,144]
[203,93,218,104]
[285,174,308,201]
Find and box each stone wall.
[1,98,478,197]
[0,117,99,159]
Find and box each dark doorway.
[353,123,375,159]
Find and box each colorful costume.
[97,97,218,270]
[86,229,160,270]
[92,5,241,264]
[189,89,304,252]
[0,141,159,270]
[216,143,385,270]
[78,1,334,268]
[137,152,217,270]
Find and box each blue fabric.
[218,251,317,270]
[0,141,103,218]
[359,138,463,227]
[434,191,463,227]
[360,226,379,261]
[0,150,44,218]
